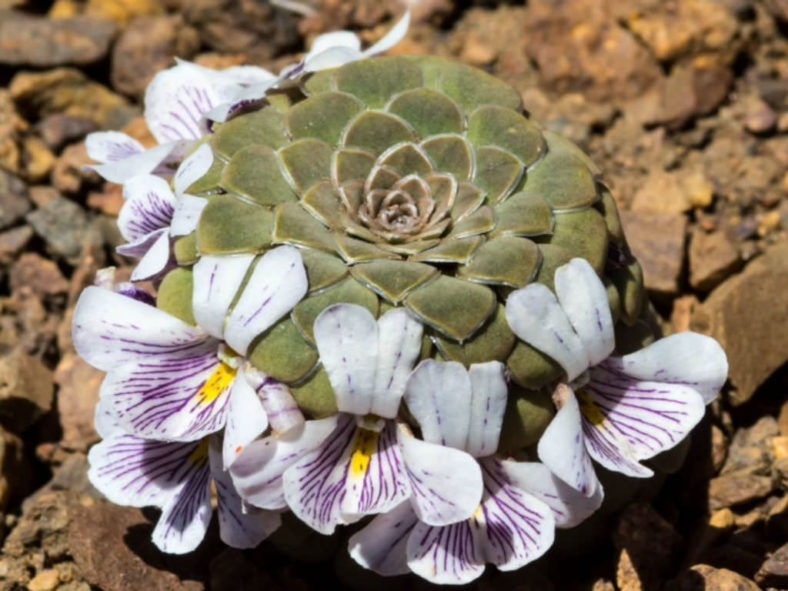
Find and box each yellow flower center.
[194,361,237,406]
[349,428,379,477]
[577,389,605,426]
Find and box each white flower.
[505,258,728,497]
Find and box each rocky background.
[0,0,786,589]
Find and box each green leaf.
[287,91,364,145]
[249,317,318,383]
[387,88,463,137]
[157,267,194,325]
[467,105,545,167]
[212,106,288,158]
[222,144,298,206]
[335,56,423,109]
[197,195,272,254]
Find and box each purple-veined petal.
[313,304,378,416]
[224,245,308,356]
[406,519,484,585]
[144,64,218,144]
[579,366,706,476]
[209,441,281,548]
[118,175,175,243]
[222,367,269,469]
[498,460,603,529]
[73,286,207,371]
[348,501,417,577]
[372,307,423,419]
[398,426,483,526]
[204,80,280,124]
[87,433,198,508]
[88,142,180,184]
[94,394,121,439]
[151,439,213,554]
[254,373,304,434]
[192,254,256,339]
[466,361,508,458]
[476,458,555,572]
[554,258,614,367]
[85,131,143,163]
[129,230,172,282]
[603,332,728,404]
[100,343,233,442]
[536,384,600,497]
[230,416,338,510]
[283,416,410,534]
[505,284,588,382]
[361,10,411,56]
[173,144,213,196]
[170,194,208,237]
[404,359,472,450]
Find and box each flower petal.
[313,304,378,416]
[209,441,281,548]
[85,131,143,163]
[304,46,363,73]
[406,520,485,585]
[554,258,614,367]
[536,384,600,497]
[144,64,218,143]
[476,458,555,572]
[308,30,362,56]
[118,175,175,243]
[283,417,410,534]
[403,359,472,450]
[398,426,483,526]
[254,374,304,434]
[129,230,172,282]
[222,368,268,469]
[73,286,207,371]
[173,144,213,196]
[151,440,212,554]
[348,501,417,577]
[505,283,588,381]
[372,308,423,419]
[362,10,411,56]
[225,245,308,356]
[88,142,181,184]
[170,195,208,237]
[466,361,508,458]
[498,460,603,529]
[192,254,256,339]
[87,433,198,508]
[93,394,120,439]
[603,332,728,404]
[579,365,707,476]
[231,416,338,510]
[101,344,233,441]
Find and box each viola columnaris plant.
[75,10,728,585]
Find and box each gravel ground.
[0,0,786,589]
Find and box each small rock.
[647,63,733,129]
[591,580,615,591]
[688,229,741,291]
[10,68,137,130]
[84,0,164,26]
[0,226,33,264]
[691,243,788,404]
[744,99,778,135]
[669,564,761,591]
[111,15,199,98]
[709,508,735,529]
[684,172,715,208]
[779,400,788,436]
[51,142,98,194]
[21,135,55,184]
[620,210,687,296]
[0,89,26,174]
[28,185,60,208]
[0,348,54,433]
[756,542,788,588]
[27,568,59,591]
[0,169,30,231]
[722,416,779,474]
[671,294,700,333]
[87,183,123,215]
[616,549,643,591]
[708,470,774,510]
[711,424,728,473]
[0,11,116,67]
[771,436,788,459]
[0,425,28,510]
[763,0,788,21]
[459,31,497,66]
[35,114,97,152]
[9,252,69,297]
[54,353,102,452]
[26,195,98,263]
[631,170,691,215]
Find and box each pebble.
[27,568,59,591]
[691,243,788,404]
[0,349,54,434]
[620,210,687,296]
[688,229,741,291]
[53,353,102,452]
[0,12,116,67]
[26,195,97,263]
[669,564,760,591]
[9,253,69,297]
[744,99,778,134]
[708,470,774,510]
[0,226,33,264]
[756,542,788,588]
[21,136,55,184]
[0,170,30,231]
[35,114,97,152]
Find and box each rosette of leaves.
[161,55,649,451]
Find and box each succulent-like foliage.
[165,55,648,445]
